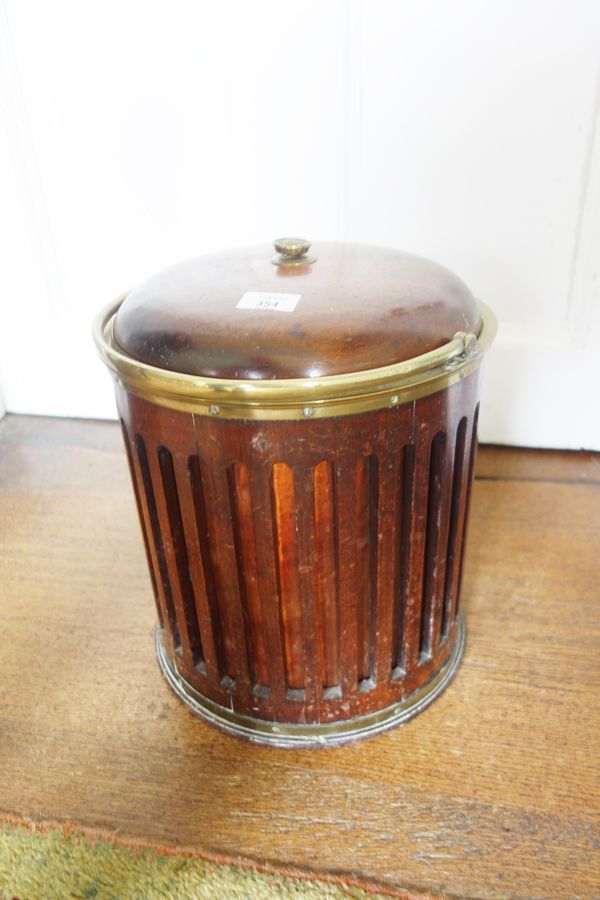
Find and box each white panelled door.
[0,0,599,447]
[344,0,600,449]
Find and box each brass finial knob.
[273,237,311,258]
[272,237,316,267]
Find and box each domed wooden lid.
[113,241,481,380]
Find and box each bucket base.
[156,617,465,749]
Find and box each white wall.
[1,0,599,447]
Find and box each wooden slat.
[271,463,305,695]
[440,416,468,641]
[248,463,288,711]
[335,458,360,696]
[117,417,162,625]
[146,441,198,671]
[455,403,480,621]
[392,443,415,674]
[418,430,447,659]
[402,429,430,674]
[228,462,270,690]
[172,452,222,683]
[313,460,340,692]
[429,427,456,657]
[193,424,252,696]
[354,454,378,685]
[371,449,400,687]
[293,464,321,716]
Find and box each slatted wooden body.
[116,371,480,727]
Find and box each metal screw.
[390,394,399,406]
[209,404,220,415]
[303,406,314,417]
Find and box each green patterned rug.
[0,823,415,899]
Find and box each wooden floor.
[0,414,598,898]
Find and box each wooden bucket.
[95,239,495,746]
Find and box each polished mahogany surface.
[115,373,481,727]
[114,243,481,380]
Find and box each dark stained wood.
[0,414,599,898]
[294,463,321,717]
[229,462,270,689]
[272,462,306,695]
[336,453,362,702]
[175,452,223,683]
[475,442,600,483]
[441,416,468,639]
[372,445,400,686]
[354,452,377,684]
[113,242,481,379]
[313,460,340,690]
[115,372,481,727]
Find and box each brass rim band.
[156,616,466,748]
[94,296,496,421]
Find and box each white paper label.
[237,291,301,313]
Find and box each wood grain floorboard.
[0,415,598,898]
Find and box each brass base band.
[156,617,466,748]
[94,296,496,421]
